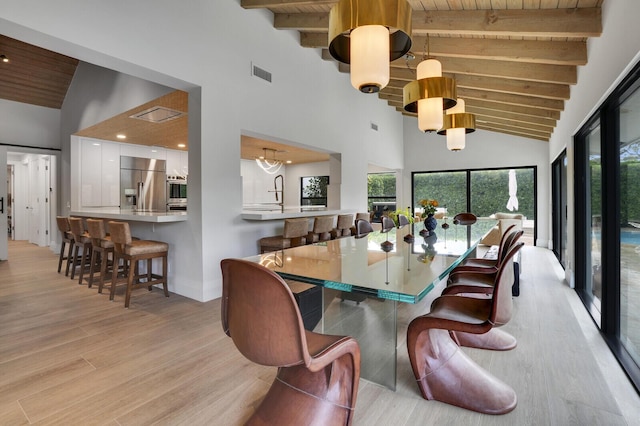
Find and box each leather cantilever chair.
[221,259,361,425]
[445,226,522,290]
[354,218,373,239]
[453,212,477,225]
[406,242,523,414]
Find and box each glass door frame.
[551,149,568,268]
[574,60,640,392]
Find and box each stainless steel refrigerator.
[120,156,166,212]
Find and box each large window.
[412,167,536,244]
[300,176,329,206]
[575,60,640,392]
[368,172,396,222]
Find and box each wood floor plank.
[0,240,637,425]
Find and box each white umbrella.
[506,169,518,211]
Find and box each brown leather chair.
[259,218,309,253]
[453,212,477,225]
[406,242,523,414]
[220,259,360,425]
[55,216,74,276]
[68,217,92,285]
[86,219,114,292]
[332,213,354,238]
[307,215,336,243]
[108,221,169,308]
[445,226,522,289]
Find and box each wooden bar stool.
[108,221,169,308]
[68,217,92,285]
[55,216,74,276]
[86,219,114,292]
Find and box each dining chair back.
[221,259,360,425]
[453,212,477,225]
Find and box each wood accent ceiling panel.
[0,35,78,109]
[242,0,604,141]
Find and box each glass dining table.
[244,218,496,390]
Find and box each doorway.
[4,152,57,257]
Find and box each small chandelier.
[255,148,283,175]
[328,0,412,93]
[437,99,476,151]
[402,36,457,132]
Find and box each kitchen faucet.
[274,174,284,212]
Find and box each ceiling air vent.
[130,106,186,123]
[252,63,272,83]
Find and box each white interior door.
[12,160,28,241]
[0,147,8,260]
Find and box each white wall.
[548,0,640,282]
[0,99,60,149]
[0,0,403,301]
[403,122,550,246]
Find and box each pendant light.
[402,35,457,132]
[437,99,476,151]
[255,148,283,174]
[328,0,412,94]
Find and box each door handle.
[0,197,3,214]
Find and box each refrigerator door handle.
[137,181,144,211]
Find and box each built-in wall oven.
[167,175,187,211]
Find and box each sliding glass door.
[575,61,640,391]
[552,151,568,268]
[618,82,640,376]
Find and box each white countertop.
[241,208,351,221]
[71,208,188,223]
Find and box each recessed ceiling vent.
[130,106,186,123]
[252,63,272,83]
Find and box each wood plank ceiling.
[0,35,78,109]
[241,0,604,142]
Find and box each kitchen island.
[70,208,187,223]
[241,206,350,221]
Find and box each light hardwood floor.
[1,240,639,425]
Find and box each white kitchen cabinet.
[80,138,121,207]
[180,151,189,175]
[101,141,121,206]
[166,149,188,176]
[80,139,103,207]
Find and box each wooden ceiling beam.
[242,0,335,8]
[386,74,570,100]
[454,87,565,111]
[476,121,551,139]
[384,98,555,129]
[411,8,601,38]
[389,56,577,85]
[466,107,556,129]
[275,8,601,38]
[380,92,560,119]
[474,114,554,134]
[301,33,587,65]
[475,125,550,142]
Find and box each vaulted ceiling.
[241,0,604,142]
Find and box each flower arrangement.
[419,199,439,216]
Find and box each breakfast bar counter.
[241,207,349,221]
[70,208,188,223]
